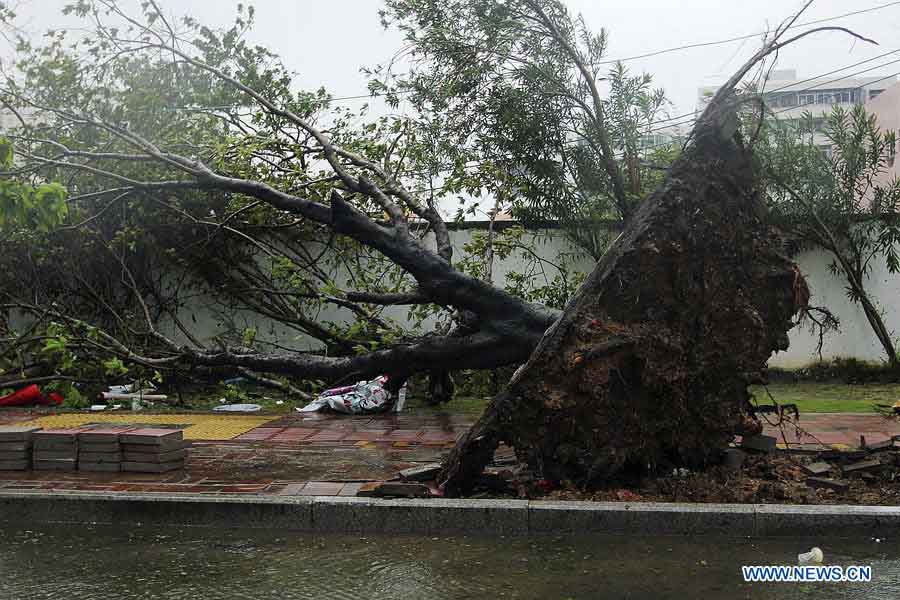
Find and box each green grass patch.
[751,382,900,413]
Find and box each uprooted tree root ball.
[433,13,875,496]
[439,126,809,496]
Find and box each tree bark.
[439,117,810,496]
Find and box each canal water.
[0,524,897,599]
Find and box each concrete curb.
[1,490,899,537]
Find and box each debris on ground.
[212,403,262,413]
[297,376,406,415]
[0,384,63,407]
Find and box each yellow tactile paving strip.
[18,413,278,440]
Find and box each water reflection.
[0,524,897,599]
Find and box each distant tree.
[759,104,900,367]
[0,0,642,398]
[373,0,678,260]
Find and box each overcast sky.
[8,0,900,117]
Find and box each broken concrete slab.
[801,461,833,476]
[842,459,883,476]
[398,463,442,482]
[806,477,849,493]
[741,434,777,453]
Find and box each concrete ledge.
[1,490,899,537]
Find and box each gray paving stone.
[78,452,122,463]
[0,450,30,461]
[79,442,120,453]
[801,461,833,476]
[78,462,120,472]
[122,448,186,463]
[33,449,77,460]
[0,441,31,451]
[0,427,40,442]
[33,459,76,471]
[0,459,30,470]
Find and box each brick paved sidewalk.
[0,409,898,497]
[0,409,469,497]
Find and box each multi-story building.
[697,68,895,150]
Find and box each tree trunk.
[439,120,810,496]
[855,286,899,368]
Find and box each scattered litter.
[89,404,107,412]
[297,376,404,415]
[223,377,248,386]
[0,384,64,407]
[213,403,262,413]
[798,547,824,565]
[275,400,284,405]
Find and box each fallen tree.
[439,8,872,495]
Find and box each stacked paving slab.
[78,428,125,472]
[120,428,186,472]
[0,426,40,470]
[33,429,79,471]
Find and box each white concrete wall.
[769,247,900,368]
[160,227,898,369]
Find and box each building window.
[799,93,816,105]
[817,144,833,159]
[870,89,884,100]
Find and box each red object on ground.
[0,384,64,407]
